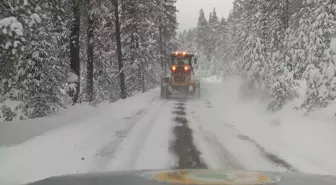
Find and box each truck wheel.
[193,85,200,98]
[161,77,170,99]
[196,87,201,98]
[160,86,165,99]
[192,80,200,98]
[161,85,169,99]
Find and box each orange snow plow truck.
[160,51,200,99]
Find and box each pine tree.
[214,18,230,77]
[0,2,25,102]
[120,0,177,94]
[68,0,81,104]
[178,9,230,77]
[268,0,298,111]
[112,0,126,99]
[208,8,219,54]
[177,28,197,53]
[0,0,179,121]
[233,0,269,95]
[4,1,70,118]
[86,0,95,102]
[301,0,336,111]
[196,9,209,71]
[90,0,119,103]
[157,0,178,75]
[206,8,220,76]
[228,0,259,79]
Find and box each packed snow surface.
[1,77,336,185]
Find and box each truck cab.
[169,52,196,85]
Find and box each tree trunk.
[69,0,81,104]
[87,0,94,102]
[285,0,289,30]
[140,63,145,92]
[113,0,126,99]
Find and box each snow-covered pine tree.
[301,0,336,111]
[233,0,270,97]
[120,0,177,95]
[196,9,209,72]
[228,0,258,78]
[213,17,230,78]
[177,9,230,78]
[227,0,244,75]
[0,1,25,120]
[3,0,70,119]
[121,0,149,94]
[0,0,72,120]
[268,0,298,111]
[51,0,72,104]
[156,0,179,75]
[206,8,220,76]
[228,0,297,105]
[0,0,178,121]
[188,28,198,53]
[19,1,69,118]
[0,1,25,103]
[144,0,178,90]
[90,0,119,103]
[290,0,314,80]
[177,28,198,56]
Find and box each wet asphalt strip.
[238,134,298,172]
[170,99,207,169]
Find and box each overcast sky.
[176,0,234,31]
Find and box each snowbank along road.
[0,78,300,184]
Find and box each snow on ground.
[204,76,336,175]
[0,89,159,146]
[186,85,287,172]
[107,100,175,171]
[0,102,104,146]
[0,88,175,185]
[2,74,336,185]
[204,75,223,83]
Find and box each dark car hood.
[26,169,336,185]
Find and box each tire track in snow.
[187,99,245,170]
[237,134,298,172]
[105,100,170,171]
[91,97,163,172]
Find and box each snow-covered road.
[0,89,177,184]
[1,77,336,185]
